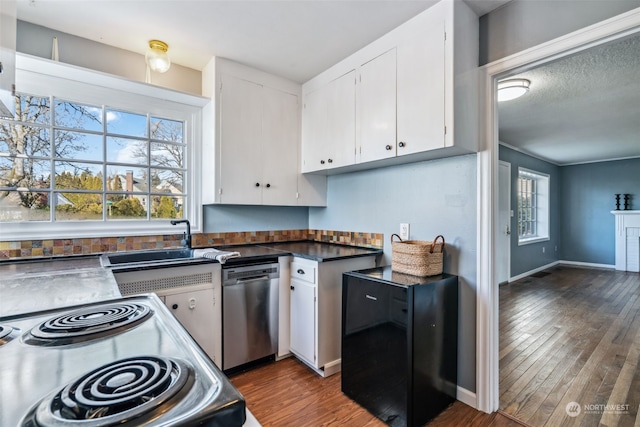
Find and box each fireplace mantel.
[611,210,640,272]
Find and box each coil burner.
[25,302,152,346]
[22,356,193,427]
[0,324,19,346]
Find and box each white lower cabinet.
[289,278,316,364]
[113,263,222,368]
[288,256,376,377]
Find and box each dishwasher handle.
[225,275,270,286]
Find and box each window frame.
[517,167,550,245]
[0,54,207,241]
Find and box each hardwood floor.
[499,266,640,426]
[230,356,523,426]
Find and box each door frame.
[475,8,640,413]
[497,160,511,285]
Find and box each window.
[517,167,550,244]
[0,54,205,240]
[1,94,186,222]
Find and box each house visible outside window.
[0,94,186,222]
[0,54,205,241]
[517,167,550,245]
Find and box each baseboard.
[456,386,477,409]
[509,261,560,282]
[508,260,617,283]
[558,260,615,269]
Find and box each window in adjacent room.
[517,167,550,245]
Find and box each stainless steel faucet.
[170,219,192,249]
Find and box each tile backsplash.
[0,229,383,260]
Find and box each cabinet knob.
[266,183,271,188]
[172,304,178,310]
[290,285,295,290]
[255,182,260,187]
[320,160,325,165]
[327,158,333,163]
[398,141,406,148]
[297,269,305,275]
[385,145,392,150]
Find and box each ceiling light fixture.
[145,40,171,73]
[497,78,530,102]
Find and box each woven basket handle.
[430,235,445,253]
[391,233,403,243]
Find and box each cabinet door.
[219,75,263,204]
[301,87,328,173]
[326,70,356,169]
[289,279,316,365]
[165,288,217,363]
[357,48,397,164]
[262,86,299,205]
[396,13,446,155]
[0,0,16,118]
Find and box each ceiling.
[16,0,639,166]
[16,0,510,83]
[498,33,640,165]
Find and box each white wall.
[309,153,478,392]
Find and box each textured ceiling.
[16,0,509,83]
[498,33,640,165]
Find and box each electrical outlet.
[400,223,410,240]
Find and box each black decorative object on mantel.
[624,194,631,210]
[615,194,622,210]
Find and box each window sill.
[518,236,550,246]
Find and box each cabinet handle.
[266,183,271,188]
[385,145,392,150]
[365,295,377,301]
[320,160,325,165]
[255,182,260,187]
[172,303,178,309]
[327,158,333,163]
[297,269,305,275]
[398,141,406,148]
[290,285,295,290]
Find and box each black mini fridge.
[341,266,458,427]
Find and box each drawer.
[291,262,316,284]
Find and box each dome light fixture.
[497,78,530,102]
[145,40,171,73]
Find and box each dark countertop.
[344,265,455,288]
[257,241,382,262]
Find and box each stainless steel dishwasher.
[222,259,279,371]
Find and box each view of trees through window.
[0,93,187,222]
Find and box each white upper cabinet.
[301,0,478,174]
[357,48,397,163]
[202,58,326,206]
[396,12,446,156]
[301,70,356,173]
[0,0,16,118]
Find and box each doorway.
[476,9,640,415]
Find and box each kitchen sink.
[100,249,195,268]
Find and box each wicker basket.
[391,234,445,276]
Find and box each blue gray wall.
[479,0,640,65]
[202,205,308,232]
[500,146,640,272]
[560,158,640,264]
[309,154,478,393]
[499,146,561,277]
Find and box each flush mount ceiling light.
[497,78,531,102]
[145,40,171,73]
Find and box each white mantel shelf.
[611,210,640,272]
